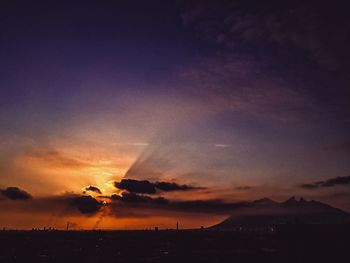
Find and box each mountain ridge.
[212,197,350,228]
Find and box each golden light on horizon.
[10,145,135,196]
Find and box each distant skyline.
[1,0,349,229]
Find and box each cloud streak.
[114,179,202,194]
[0,190,106,215]
[25,149,89,169]
[85,186,102,194]
[301,175,350,189]
[105,193,249,217]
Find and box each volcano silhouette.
[212,197,350,229]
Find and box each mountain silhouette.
[253,197,278,206]
[213,197,350,229]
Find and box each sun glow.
[12,146,134,196]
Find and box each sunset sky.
[1,0,350,230]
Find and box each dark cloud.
[300,175,350,189]
[154,181,201,191]
[1,187,32,200]
[69,195,103,214]
[180,0,350,124]
[111,192,151,203]
[114,179,156,194]
[114,178,202,194]
[111,192,168,205]
[85,185,102,194]
[181,0,350,71]
[0,192,105,217]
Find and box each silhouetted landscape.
[1,197,350,262]
[1,225,349,263]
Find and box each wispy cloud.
[181,54,312,126]
[23,149,90,170]
[300,175,350,189]
[113,142,150,147]
[214,144,231,148]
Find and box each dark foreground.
[0,226,349,263]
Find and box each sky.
[0,0,350,230]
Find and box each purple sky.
[0,0,350,229]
